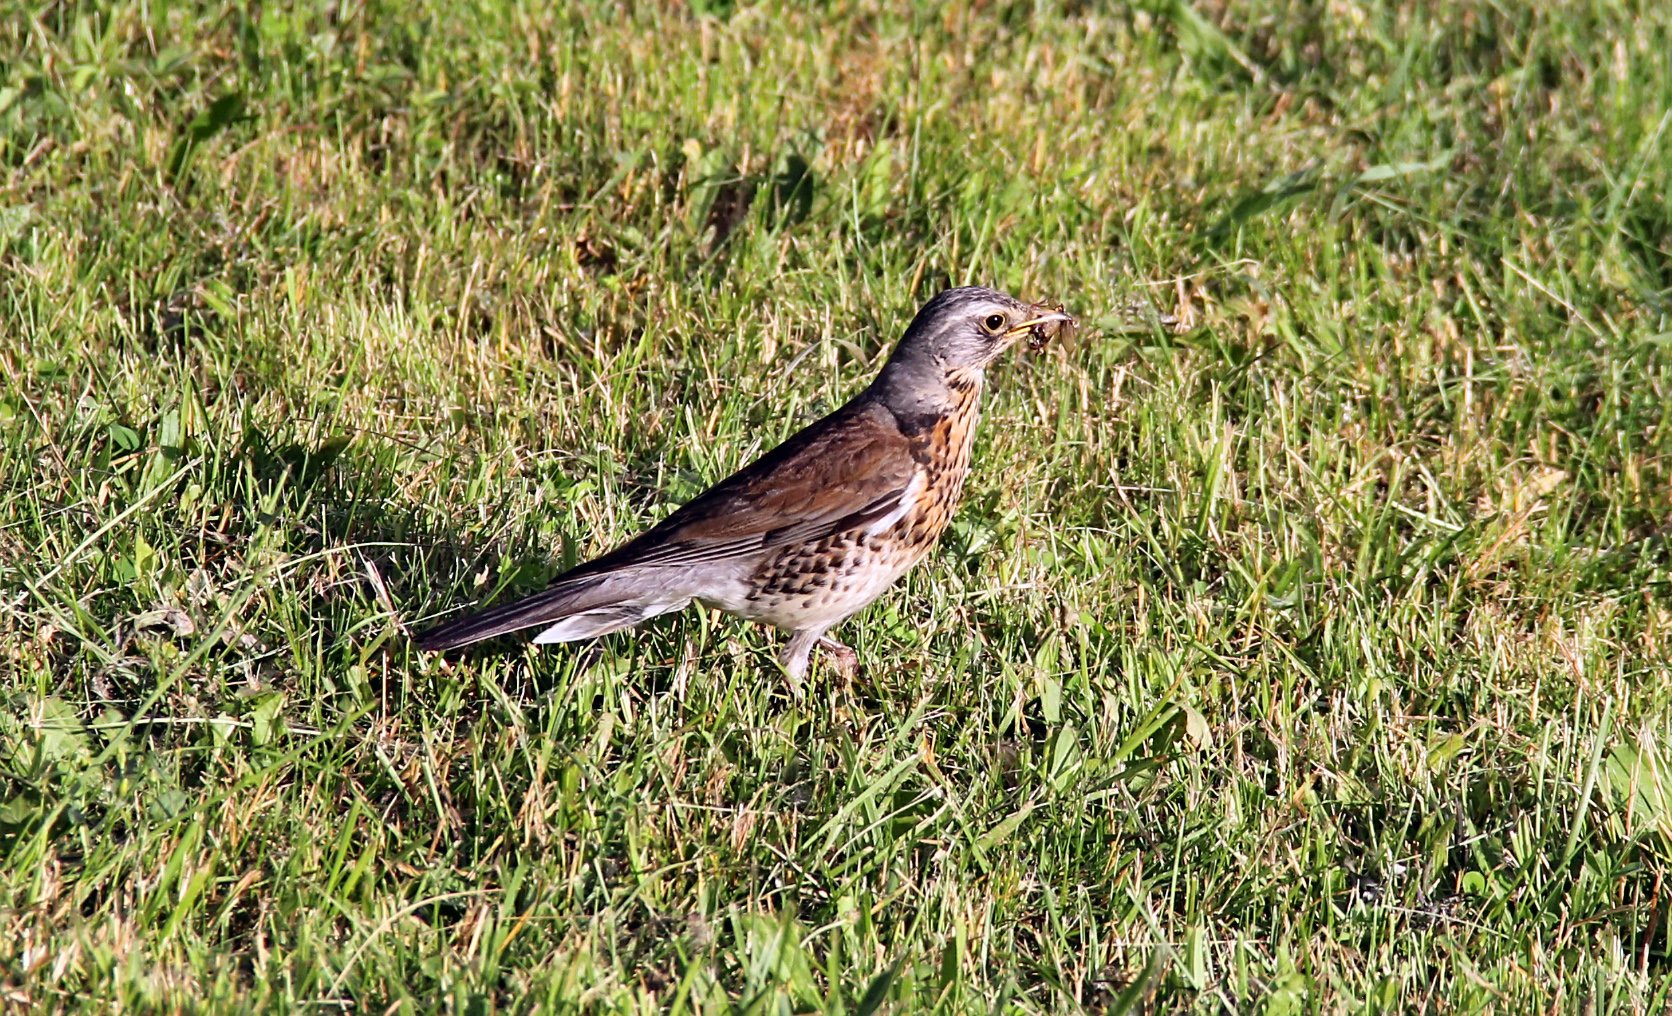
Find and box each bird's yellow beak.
[1005,310,1076,335]
[1006,306,1077,349]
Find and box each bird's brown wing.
[412,401,917,651]
[573,400,919,573]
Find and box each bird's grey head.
[880,285,1075,384]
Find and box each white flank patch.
[865,471,925,536]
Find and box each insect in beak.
[1007,305,1077,351]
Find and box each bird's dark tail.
[413,572,690,651]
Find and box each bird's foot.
[816,636,860,683]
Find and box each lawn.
[3,0,1671,1010]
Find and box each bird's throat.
[945,365,983,396]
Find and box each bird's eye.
[983,314,1007,332]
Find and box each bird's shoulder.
[580,392,923,571]
[661,394,919,535]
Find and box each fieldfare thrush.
[415,286,1075,683]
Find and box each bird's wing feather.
[575,401,918,572]
[412,399,916,651]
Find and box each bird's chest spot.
[744,528,912,620]
[895,397,978,549]
[741,392,982,620]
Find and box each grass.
[2,0,1671,1010]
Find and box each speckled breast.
[740,383,983,631]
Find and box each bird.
[414,286,1075,685]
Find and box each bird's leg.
[816,634,860,682]
[779,629,821,695]
[780,629,859,690]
